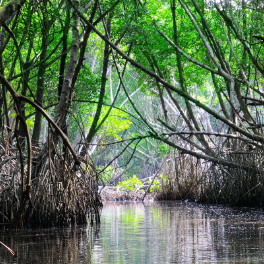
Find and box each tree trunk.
[83,17,112,149]
[31,4,52,145]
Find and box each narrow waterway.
[1,201,264,263]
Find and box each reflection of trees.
[93,203,264,263]
[0,227,97,263]
[2,203,264,263]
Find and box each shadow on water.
[2,201,264,263]
[0,226,98,264]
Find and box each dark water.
[1,201,264,263]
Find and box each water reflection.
[0,226,96,263]
[93,202,264,264]
[1,202,264,263]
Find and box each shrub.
[117,175,143,191]
[148,178,162,193]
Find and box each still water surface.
[1,201,264,263]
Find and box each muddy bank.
[100,186,159,201]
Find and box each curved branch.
[155,133,258,171]
[0,74,80,165]
[0,0,26,27]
